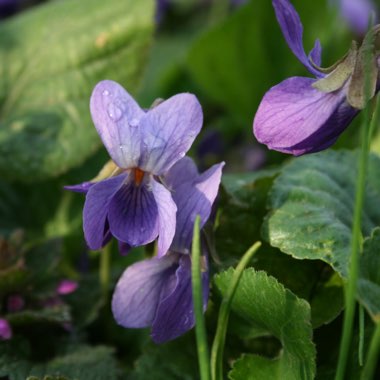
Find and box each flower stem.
[361,322,380,379]
[99,243,111,298]
[334,97,380,380]
[210,241,262,380]
[359,305,365,366]
[191,216,211,380]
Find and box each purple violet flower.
[56,279,78,295]
[111,157,224,343]
[253,0,380,156]
[335,0,377,35]
[66,80,203,256]
[0,318,12,340]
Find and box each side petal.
[83,174,126,250]
[108,178,159,247]
[164,156,199,191]
[309,39,322,67]
[112,255,179,328]
[253,76,359,155]
[90,80,145,168]
[64,181,94,194]
[152,179,177,257]
[272,0,323,77]
[169,159,224,252]
[138,93,203,175]
[151,255,209,344]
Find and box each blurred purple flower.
[335,0,377,35]
[0,318,12,340]
[66,80,203,257]
[7,294,24,313]
[112,157,224,343]
[253,0,379,156]
[56,279,78,295]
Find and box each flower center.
[133,168,145,186]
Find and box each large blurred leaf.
[215,268,315,380]
[187,0,337,122]
[264,150,380,277]
[0,342,118,380]
[0,0,154,181]
[358,227,380,322]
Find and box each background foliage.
[0,0,379,379]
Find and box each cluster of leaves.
[0,0,379,379]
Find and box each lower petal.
[112,255,179,328]
[253,76,358,155]
[151,255,209,344]
[108,178,159,247]
[83,174,126,250]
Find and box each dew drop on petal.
[102,90,110,96]
[108,103,122,121]
[130,118,139,127]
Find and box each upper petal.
[253,76,359,155]
[272,0,323,77]
[90,80,145,168]
[152,179,177,257]
[83,174,126,250]
[166,158,224,252]
[112,255,179,328]
[151,254,209,344]
[108,177,159,248]
[138,93,203,175]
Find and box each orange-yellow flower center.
[133,168,145,186]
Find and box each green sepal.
[347,27,379,109]
[312,42,358,93]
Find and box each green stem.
[359,305,365,366]
[99,243,111,298]
[191,216,211,380]
[210,241,262,380]
[334,96,380,380]
[361,323,380,380]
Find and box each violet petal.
[90,80,145,168]
[0,319,12,340]
[138,93,203,175]
[108,178,159,247]
[151,255,209,344]
[272,0,324,77]
[111,255,178,328]
[83,174,126,250]
[253,76,359,155]
[166,158,224,252]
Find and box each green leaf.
[358,227,380,322]
[0,342,118,380]
[216,171,277,266]
[129,335,199,380]
[0,0,154,182]
[264,150,380,277]
[215,268,316,380]
[187,0,335,122]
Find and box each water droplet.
[140,227,146,233]
[102,90,110,96]
[179,152,185,158]
[108,103,122,121]
[130,118,139,127]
